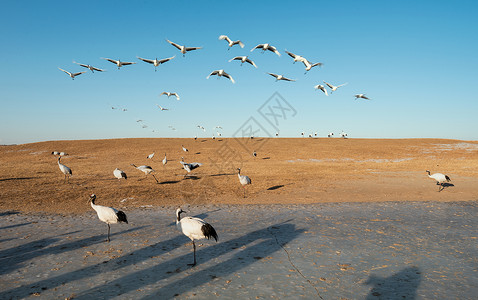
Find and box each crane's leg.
[243,187,246,198]
[151,174,159,184]
[188,240,197,266]
[107,224,111,242]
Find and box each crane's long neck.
[426,170,431,176]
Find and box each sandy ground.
[1,202,477,299]
[1,138,478,214]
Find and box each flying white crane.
[229,56,257,68]
[101,58,136,69]
[324,81,348,93]
[180,157,202,177]
[302,59,323,73]
[130,164,159,183]
[426,170,451,192]
[57,156,72,183]
[160,92,180,101]
[137,55,175,71]
[285,50,306,63]
[166,39,202,56]
[355,94,371,100]
[156,104,169,111]
[218,35,244,49]
[73,61,106,72]
[237,168,252,198]
[251,43,281,56]
[182,145,189,152]
[314,84,328,96]
[207,69,235,83]
[147,152,155,160]
[89,194,128,242]
[113,168,127,180]
[197,125,205,132]
[267,73,295,82]
[176,208,218,266]
[58,67,86,80]
[162,153,167,166]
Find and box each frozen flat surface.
[1,201,477,299]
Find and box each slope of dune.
[1,138,477,214]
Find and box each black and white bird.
[324,81,348,93]
[340,131,348,138]
[52,151,60,155]
[237,168,252,198]
[130,164,159,183]
[182,145,189,152]
[251,43,281,56]
[354,94,371,100]
[229,56,257,68]
[137,55,175,71]
[302,59,323,73]
[156,104,169,111]
[285,50,306,63]
[426,170,451,192]
[101,58,136,69]
[166,39,202,57]
[207,70,235,83]
[252,150,257,157]
[219,35,244,49]
[180,157,202,177]
[162,153,168,166]
[328,132,334,137]
[73,61,106,73]
[57,156,72,183]
[147,152,155,160]
[89,194,128,242]
[160,92,180,101]
[314,84,328,96]
[176,208,218,266]
[267,73,295,82]
[113,168,127,180]
[58,67,86,80]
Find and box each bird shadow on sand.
[182,176,201,180]
[438,183,455,192]
[0,211,20,217]
[365,266,422,299]
[0,177,36,182]
[61,223,304,300]
[159,180,181,185]
[209,173,235,177]
[262,157,271,160]
[267,184,285,191]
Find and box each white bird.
[314,84,328,96]
[147,152,155,160]
[137,55,175,71]
[162,153,167,166]
[237,168,252,198]
[73,61,106,72]
[302,59,323,73]
[156,104,169,111]
[166,39,202,56]
[180,157,202,177]
[160,92,180,101]
[229,56,257,68]
[89,194,128,242]
[58,67,86,80]
[219,35,244,49]
[301,131,305,137]
[324,81,348,93]
[426,170,451,192]
[275,132,279,137]
[113,168,127,180]
[101,58,136,69]
[252,150,257,157]
[57,156,72,183]
[355,94,371,100]
[340,131,348,138]
[328,132,334,137]
[182,145,189,152]
[176,208,218,266]
[267,73,295,82]
[251,43,281,56]
[207,69,235,83]
[285,50,307,63]
[130,164,159,183]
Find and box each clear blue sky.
[1,0,477,144]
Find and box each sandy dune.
[1,138,477,214]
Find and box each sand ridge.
[1,138,477,214]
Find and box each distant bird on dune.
[58,67,86,80]
[89,194,128,242]
[160,92,180,101]
[73,61,106,72]
[166,39,202,56]
[147,152,155,160]
[113,168,127,180]
[180,157,202,177]
[426,170,451,192]
[219,35,244,49]
[354,94,371,100]
[207,70,235,83]
[162,153,168,166]
[57,156,72,183]
[182,145,189,152]
[251,43,281,56]
[101,58,136,69]
[229,56,257,68]
[131,164,159,183]
[137,56,175,71]
[324,81,348,93]
[314,84,328,96]
[267,73,295,82]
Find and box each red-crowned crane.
[426,170,451,192]
[89,194,128,242]
[237,168,252,198]
[57,156,72,183]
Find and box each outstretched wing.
[223,72,235,84]
[167,39,182,50]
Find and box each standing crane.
[237,168,252,198]
[57,156,72,183]
[426,170,451,192]
[89,194,128,242]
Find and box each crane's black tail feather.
[201,223,218,242]
[116,211,128,224]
